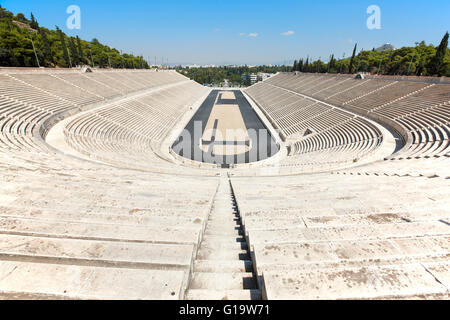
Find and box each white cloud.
[239,32,259,37]
[281,30,295,36]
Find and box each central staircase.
[185,175,261,300]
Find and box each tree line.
[0,6,150,69]
[177,65,291,86]
[292,32,449,77]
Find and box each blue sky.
[2,0,449,65]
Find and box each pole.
[90,48,95,68]
[327,55,331,73]
[414,42,421,76]
[377,52,384,75]
[339,53,345,74]
[355,50,361,74]
[407,54,415,76]
[29,34,40,68]
[66,39,72,68]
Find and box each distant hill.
[376,44,396,52]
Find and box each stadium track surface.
[172,90,279,167]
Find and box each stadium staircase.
[186,175,261,300]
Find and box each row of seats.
[0,69,221,299]
[245,81,383,169]
[64,82,210,171]
[231,173,450,300]
[263,73,450,159]
[0,147,219,299]
[239,74,449,298]
[0,71,192,153]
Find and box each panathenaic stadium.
[0,68,449,300]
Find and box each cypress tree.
[293,60,298,72]
[429,31,449,76]
[56,26,70,67]
[76,36,85,64]
[38,27,53,66]
[349,43,357,74]
[328,54,335,73]
[298,59,303,72]
[30,13,39,29]
[68,37,80,66]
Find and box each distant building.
[242,72,275,85]
[258,72,275,82]
[376,44,396,52]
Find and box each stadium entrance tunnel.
[172,90,280,167]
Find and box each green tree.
[293,60,298,72]
[428,31,449,76]
[38,27,53,65]
[15,13,28,23]
[348,43,357,74]
[30,12,38,29]
[304,57,309,72]
[68,37,80,66]
[56,26,70,67]
[0,6,151,69]
[0,5,13,19]
[298,59,303,72]
[76,36,85,64]
[328,54,335,72]
[0,47,13,66]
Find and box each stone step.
[214,195,232,200]
[252,236,450,274]
[190,272,257,290]
[185,289,261,301]
[207,217,241,225]
[205,228,243,236]
[207,222,240,228]
[0,205,204,226]
[247,221,449,246]
[0,260,185,300]
[262,263,448,300]
[0,216,201,245]
[210,209,235,216]
[201,234,246,243]
[194,260,253,273]
[197,248,250,261]
[0,212,205,230]
[0,234,194,269]
[200,241,248,251]
[208,217,240,223]
[205,227,242,235]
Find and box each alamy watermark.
[66,5,81,30]
[366,5,381,30]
